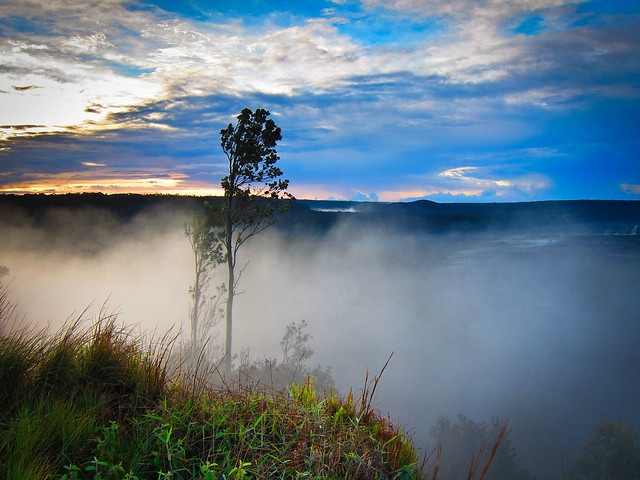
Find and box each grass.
[0,313,425,479]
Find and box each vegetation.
[184,203,225,354]
[0,310,422,479]
[0,266,542,480]
[429,415,532,480]
[218,107,294,375]
[236,320,334,393]
[0,266,13,323]
[565,420,640,480]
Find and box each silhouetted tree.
[430,414,533,480]
[566,420,640,480]
[219,107,293,374]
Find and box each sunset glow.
[0,173,223,196]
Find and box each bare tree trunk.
[191,268,200,348]
[224,193,235,377]
[188,232,203,353]
[224,252,234,376]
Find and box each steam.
[0,206,192,333]
[1,204,639,479]
[237,220,640,478]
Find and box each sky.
[0,0,639,202]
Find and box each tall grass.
[0,310,425,479]
[0,310,174,479]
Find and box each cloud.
[137,17,379,98]
[1,3,378,139]
[360,0,640,106]
[0,37,164,138]
[0,2,169,136]
[439,166,477,178]
[0,0,638,200]
[620,183,640,195]
[2,0,637,137]
[350,192,379,202]
[362,0,587,20]
[61,32,112,53]
[437,165,550,194]
[370,163,552,202]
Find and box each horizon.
[1,191,639,205]
[1,1,639,202]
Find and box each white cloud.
[1,2,384,138]
[0,2,166,137]
[440,166,478,178]
[359,0,596,85]
[61,33,112,54]
[339,162,552,202]
[372,165,551,201]
[140,18,375,96]
[0,63,163,138]
[2,0,631,141]
[436,165,550,195]
[362,0,585,19]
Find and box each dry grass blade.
[358,351,394,422]
[478,419,509,480]
[466,444,486,480]
[429,444,443,480]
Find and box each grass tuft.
[0,314,425,479]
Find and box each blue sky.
[1,0,639,201]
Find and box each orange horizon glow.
[0,176,225,197]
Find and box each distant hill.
[294,198,640,234]
[1,193,639,236]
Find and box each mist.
[1,201,639,479]
[0,204,193,334]
[238,220,640,478]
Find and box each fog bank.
[1,203,639,479]
[238,220,640,479]
[0,205,192,334]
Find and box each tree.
[566,420,640,480]
[430,414,533,480]
[219,107,293,375]
[184,203,224,353]
[237,320,334,391]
